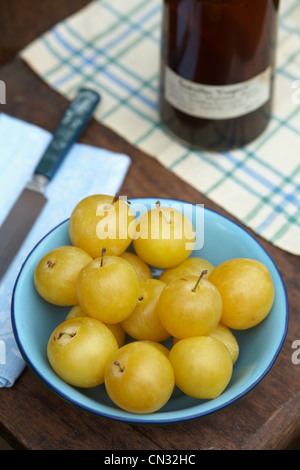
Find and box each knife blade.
[0,88,101,281]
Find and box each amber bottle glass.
[159,0,280,151]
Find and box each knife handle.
[34,88,101,181]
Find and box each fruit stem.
[191,270,208,292]
[55,331,76,341]
[47,260,55,268]
[156,200,171,224]
[113,361,125,373]
[113,192,131,205]
[100,247,106,267]
[113,192,120,203]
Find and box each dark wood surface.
[0,0,299,451]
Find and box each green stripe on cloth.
[20,0,300,255]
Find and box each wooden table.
[0,0,299,451]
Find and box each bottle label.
[164,66,272,120]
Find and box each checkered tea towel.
[20,0,300,255]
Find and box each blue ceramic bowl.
[12,198,288,424]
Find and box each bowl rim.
[11,197,289,424]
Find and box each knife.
[0,88,101,281]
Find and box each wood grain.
[0,0,91,66]
[0,0,299,451]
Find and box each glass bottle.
[159,0,280,151]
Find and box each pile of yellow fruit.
[34,194,275,415]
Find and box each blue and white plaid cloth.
[0,113,130,386]
[20,0,300,256]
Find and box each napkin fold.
[20,0,300,256]
[0,112,131,387]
